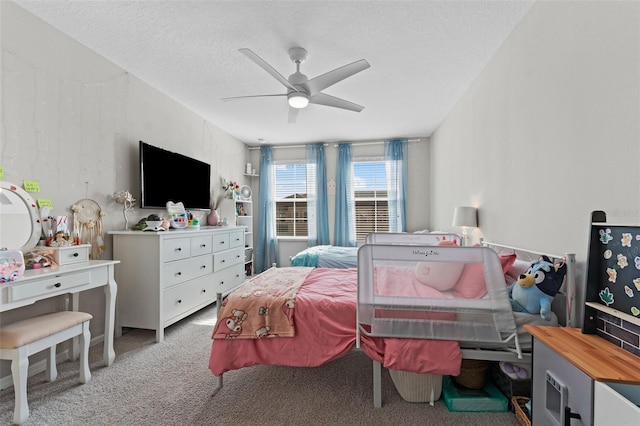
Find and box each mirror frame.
[0,181,42,252]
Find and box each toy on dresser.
[0,248,25,282]
[508,256,567,321]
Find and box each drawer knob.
[221,259,225,263]
[176,272,182,276]
[220,281,224,285]
[176,247,182,252]
[221,241,225,244]
[201,289,206,293]
[200,244,206,248]
[72,252,79,257]
[177,299,182,304]
[54,282,62,288]
[201,265,206,269]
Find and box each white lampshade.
[288,92,309,109]
[452,206,477,228]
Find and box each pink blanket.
[212,267,313,339]
[209,268,461,377]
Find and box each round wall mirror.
[0,181,42,252]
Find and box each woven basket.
[512,396,531,426]
[453,359,489,390]
[389,369,443,403]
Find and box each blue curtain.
[334,143,356,247]
[306,143,330,246]
[385,139,408,233]
[255,146,279,273]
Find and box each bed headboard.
[364,232,461,246]
[482,241,577,327]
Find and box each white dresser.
[110,226,245,342]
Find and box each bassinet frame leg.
[373,360,382,408]
[211,374,223,397]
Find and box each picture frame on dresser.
[110,226,245,343]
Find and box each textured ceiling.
[14,0,534,146]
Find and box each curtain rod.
[247,138,422,150]
[333,138,421,148]
[248,143,328,151]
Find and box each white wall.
[248,138,430,263]
[0,1,247,353]
[430,0,640,324]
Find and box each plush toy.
[415,261,464,291]
[508,255,567,321]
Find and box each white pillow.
[505,259,531,284]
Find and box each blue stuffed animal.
[508,256,567,321]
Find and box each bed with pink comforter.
[209,267,462,377]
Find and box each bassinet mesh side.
[357,245,518,344]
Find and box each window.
[274,163,308,237]
[353,160,389,240]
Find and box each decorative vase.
[207,209,220,226]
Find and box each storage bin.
[489,361,531,409]
[389,369,442,403]
[453,359,489,389]
[442,375,508,412]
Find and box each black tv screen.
[139,141,211,210]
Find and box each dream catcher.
[72,199,105,259]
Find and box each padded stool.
[0,311,92,425]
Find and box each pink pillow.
[453,253,517,299]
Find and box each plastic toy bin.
[442,376,508,412]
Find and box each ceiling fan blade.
[221,94,286,102]
[239,48,299,92]
[306,59,370,95]
[309,93,364,112]
[288,107,299,124]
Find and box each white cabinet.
[235,197,253,278]
[531,338,592,426]
[594,382,640,425]
[110,227,244,343]
[527,326,640,426]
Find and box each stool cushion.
[0,311,93,349]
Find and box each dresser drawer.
[8,271,91,302]
[163,238,191,262]
[212,233,230,252]
[229,230,244,248]
[163,278,213,322]
[52,244,91,265]
[191,235,213,257]
[213,248,244,271]
[162,255,213,288]
[212,263,244,295]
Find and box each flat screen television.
[139,141,211,210]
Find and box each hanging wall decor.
[72,199,105,259]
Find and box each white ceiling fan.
[221,47,370,123]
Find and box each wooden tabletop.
[525,325,640,384]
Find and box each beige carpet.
[0,304,520,425]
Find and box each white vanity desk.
[0,260,119,367]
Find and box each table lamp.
[452,206,477,246]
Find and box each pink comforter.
[209,268,461,377]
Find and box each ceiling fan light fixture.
[288,92,309,109]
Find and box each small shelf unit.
[236,196,253,279]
